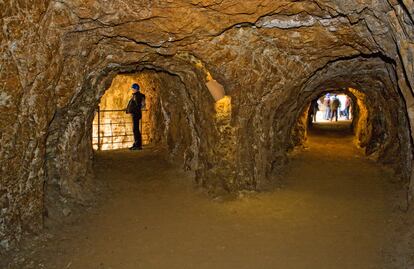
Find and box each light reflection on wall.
[349,87,370,148]
[215,95,232,122]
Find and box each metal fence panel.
[92,107,149,150]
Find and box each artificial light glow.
[206,79,225,102]
[215,95,232,121]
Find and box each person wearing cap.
[126,83,146,150]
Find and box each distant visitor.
[126,83,146,150]
[308,99,319,127]
[330,95,340,122]
[323,94,331,120]
[344,96,351,120]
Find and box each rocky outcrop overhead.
[1,0,414,252]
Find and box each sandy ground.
[2,121,408,268]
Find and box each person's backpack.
[126,93,146,114]
[126,96,139,114]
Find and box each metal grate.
[92,106,149,150]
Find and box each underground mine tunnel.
[92,71,186,151]
[1,1,414,268]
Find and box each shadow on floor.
[308,120,353,138]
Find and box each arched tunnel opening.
[92,73,154,151]
[302,89,358,140]
[87,66,209,186]
[302,87,394,158]
[3,1,414,268]
[284,58,413,186]
[91,70,191,153]
[307,91,354,125]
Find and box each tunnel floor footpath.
[3,122,409,269]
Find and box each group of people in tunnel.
[309,93,352,124]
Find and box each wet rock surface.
[1,0,414,260]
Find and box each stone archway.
[235,55,413,195]
[286,56,413,187]
[43,60,220,210]
[292,89,360,146]
[92,71,192,151]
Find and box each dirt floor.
[2,121,412,268]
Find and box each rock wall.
[1,0,414,251]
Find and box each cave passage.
[4,1,414,267]
[6,129,396,268]
[309,93,353,124]
[93,73,156,151]
[307,91,355,139]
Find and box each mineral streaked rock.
[256,14,318,29]
[1,0,414,255]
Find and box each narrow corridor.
[5,123,397,269]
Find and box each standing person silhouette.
[311,99,319,122]
[126,83,146,150]
[344,96,351,120]
[323,94,331,120]
[308,99,319,127]
[330,95,340,122]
